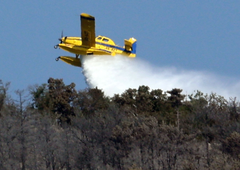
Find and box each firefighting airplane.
[54,13,137,67]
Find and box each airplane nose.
[58,37,67,43]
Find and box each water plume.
[81,55,240,99]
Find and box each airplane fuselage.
[58,35,136,57]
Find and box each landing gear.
[75,54,80,58]
[55,56,60,61]
[54,45,59,49]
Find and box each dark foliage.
[0,80,10,114]
[222,132,240,159]
[0,78,240,169]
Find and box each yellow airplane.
[54,13,137,67]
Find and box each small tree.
[0,80,10,113]
[74,87,109,116]
[48,78,77,124]
[29,84,49,111]
[222,131,240,159]
[167,88,185,130]
[30,78,78,124]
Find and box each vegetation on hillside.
[0,78,240,169]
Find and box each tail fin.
[124,38,137,54]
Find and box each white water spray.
[81,55,240,99]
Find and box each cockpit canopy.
[96,35,115,45]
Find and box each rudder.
[124,38,137,54]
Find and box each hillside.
[0,78,240,169]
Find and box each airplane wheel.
[54,45,58,49]
[55,57,60,61]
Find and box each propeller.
[58,31,64,43]
[54,31,67,49]
[58,31,67,44]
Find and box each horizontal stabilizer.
[124,38,137,54]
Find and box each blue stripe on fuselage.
[98,49,112,54]
[95,42,135,54]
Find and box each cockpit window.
[97,37,102,40]
[103,38,109,42]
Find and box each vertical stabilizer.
[124,38,137,54]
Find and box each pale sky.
[1,1,240,97]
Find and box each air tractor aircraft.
[54,13,137,67]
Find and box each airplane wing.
[80,13,95,47]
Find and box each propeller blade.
[58,31,66,44]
